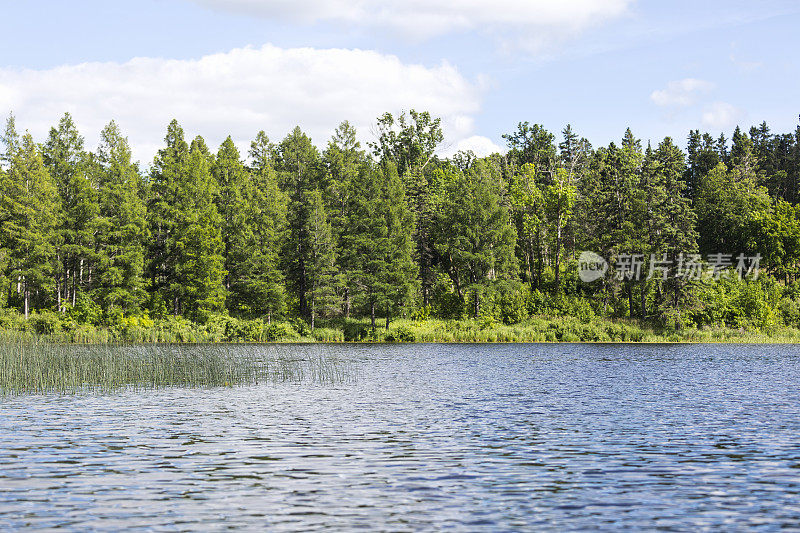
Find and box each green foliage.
[0,113,798,342]
[26,311,64,335]
[2,118,59,317]
[343,162,418,330]
[69,292,102,325]
[431,161,517,318]
[93,121,149,313]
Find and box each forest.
[1,110,800,342]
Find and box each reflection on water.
[1,343,800,530]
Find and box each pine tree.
[147,120,188,313]
[344,162,417,331]
[642,138,698,318]
[92,121,149,313]
[212,136,249,296]
[43,113,96,312]
[275,127,322,319]
[1,123,58,318]
[323,121,366,317]
[576,130,646,316]
[305,189,338,330]
[224,131,288,321]
[148,123,225,319]
[171,137,226,319]
[503,122,557,174]
[369,111,443,307]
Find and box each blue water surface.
[1,343,799,531]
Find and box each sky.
[0,0,798,165]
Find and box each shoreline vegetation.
[3,314,797,395]
[2,111,800,344]
[3,313,800,344]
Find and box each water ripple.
[1,343,800,530]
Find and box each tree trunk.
[370,301,376,333]
[627,283,634,319]
[640,282,647,320]
[24,283,29,320]
[555,213,563,292]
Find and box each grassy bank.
[3,312,800,344]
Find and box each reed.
[0,342,350,395]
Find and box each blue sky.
[0,0,797,163]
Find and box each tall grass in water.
[0,342,350,395]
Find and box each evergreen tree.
[577,130,646,316]
[93,121,148,313]
[503,122,557,174]
[148,123,225,319]
[147,119,188,313]
[642,138,698,318]
[344,162,417,331]
[305,189,338,330]
[275,127,322,319]
[369,110,444,307]
[1,123,58,317]
[212,137,248,295]
[172,137,226,319]
[43,113,95,312]
[226,131,288,321]
[685,130,720,200]
[323,121,365,317]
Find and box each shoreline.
[3,315,799,345]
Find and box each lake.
[1,343,800,530]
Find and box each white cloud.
[701,102,746,130]
[650,78,715,108]
[450,135,504,157]
[0,44,483,165]
[190,0,634,48]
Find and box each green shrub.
[495,281,529,324]
[343,321,369,342]
[779,298,800,327]
[69,293,103,325]
[265,322,299,341]
[385,325,416,342]
[311,328,344,342]
[26,311,64,335]
[0,309,25,331]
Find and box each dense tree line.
[1,111,799,332]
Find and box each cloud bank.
[0,44,495,164]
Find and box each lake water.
[1,343,800,531]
